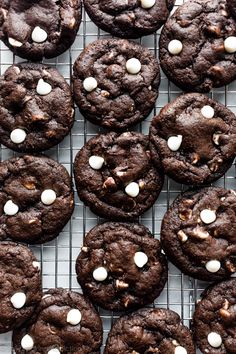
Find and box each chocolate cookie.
[0,63,74,153]
[228,0,236,17]
[0,241,42,334]
[193,278,236,354]
[161,187,236,281]
[13,288,103,354]
[0,155,74,244]
[74,132,163,221]
[160,0,236,92]
[0,0,81,61]
[149,93,236,186]
[83,0,175,39]
[105,308,196,354]
[76,222,167,311]
[73,38,160,130]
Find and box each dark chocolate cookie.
[0,241,42,334]
[0,0,81,61]
[105,308,196,354]
[13,288,103,354]
[76,222,167,311]
[228,0,236,17]
[74,132,163,221]
[84,0,175,39]
[0,63,74,153]
[161,187,236,281]
[160,0,236,92]
[0,155,74,244]
[149,93,236,186]
[73,38,160,130]
[193,278,236,354]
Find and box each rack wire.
[0,0,235,353]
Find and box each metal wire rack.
[0,0,235,353]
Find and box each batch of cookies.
[0,0,235,353]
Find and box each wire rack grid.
[0,0,235,353]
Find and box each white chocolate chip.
[8,37,23,47]
[48,350,60,354]
[89,156,104,170]
[125,182,140,198]
[200,209,216,224]
[175,346,187,354]
[10,292,26,309]
[224,36,236,54]
[206,260,221,273]
[31,26,48,43]
[67,309,82,326]
[42,294,52,299]
[10,128,26,144]
[21,334,34,351]
[168,40,183,55]
[41,189,57,205]
[3,200,19,216]
[201,105,215,119]
[36,79,52,96]
[167,135,182,151]
[83,77,98,92]
[126,58,142,74]
[207,332,222,348]
[93,267,108,281]
[134,252,148,268]
[141,0,156,9]
[32,261,40,269]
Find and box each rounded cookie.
[0,63,74,153]
[73,132,163,221]
[0,241,42,334]
[0,155,74,244]
[105,308,196,354]
[73,38,160,130]
[13,288,103,354]
[227,0,236,17]
[161,187,236,281]
[76,222,167,311]
[193,278,236,354]
[0,0,81,61]
[84,0,175,39]
[160,0,236,92]
[149,93,236,186]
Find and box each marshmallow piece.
[32,261,40,269]
[10,128,26,144]
[21,334,34,351]
[67,309,82,326]
[89,156,104,170]
[126,58,142,74]
[41,189,57,205]
[175,346,188,354]
[207,332,222,348]
[134,252,148,268]
[10,292,26,309]
[36,79,52,96]
[167,135,182,151]
[200,209,216,224]
[4,200,19,216]
[141,0,156,9]
[206,260,221,273]
[8,37,23,47]
[168,40,183,55]
[48,350,60,354]
[201,105,215,119]
[125,182,140,198]
[93,267,108,281]
[31,26,47,43]
[224,36,236,54]
[83,77,98,92]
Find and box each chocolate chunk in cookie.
[73,38,160,130]
[149,93,236,186]
[0,63,74,153]
[193,278,236,354]
[161,187,236,281]
[13,288,103,354]
[76,222,167,311]
[0,155,74,244]
[0,0,81,61]
[0,241,42,334]
[74,132,163,221]
[84,0,175,39]
[105,308,196,354]
[160,0,236,92]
